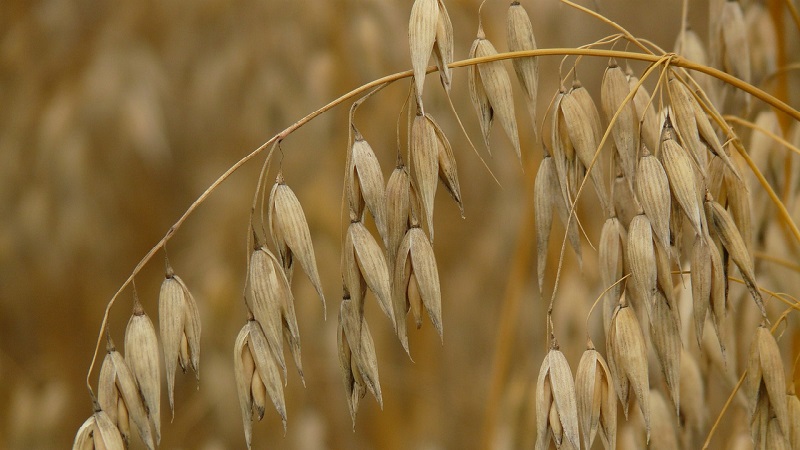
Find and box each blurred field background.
[1,0,799,448]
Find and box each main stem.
[85,46,800,396]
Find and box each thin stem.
[728,276,800,310]
[723,115,800,158]
[560,0,652,54]
[85,68,405,393]
[585,274,630,333]
[754,251,800,273]
[85,45,800,393]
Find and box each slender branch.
[724,115,800,158]
[754,251,800,273]
[560,0,652,54]
[85,45,800,393]
[85,68,411,393]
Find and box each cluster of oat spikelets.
[72,0,800,449]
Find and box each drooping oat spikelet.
[248,246,293,378]
[345,133,388,248]
[234,319,286,448]
[627,70,660,153]
[650,290,682,413]
[506,1,538,137]
[627,214,657,315]
[343,221,394,323]
[721,153,751,250]
[468,23,521,159]
[675,26,718,106]
[124,298,161,444]
[550,90,573,206]
[73,414,97,450]
[99,339,155,450]
[636,145,671,253]
[707,232,729,360]
[602,62,639,186]
[654,234,675,309]
[393,226,442,353]
[766,417,791,450]
[468,34,493,155]
[432,0,453,91]
[97,347,120,424]
[599,216,626,334]
[660,122,703,235]
[385,163,412,270]
[428,114,463,215]
[535,344,580,450]
[73,410,126,450]
[667,76,706,168]
[534,156,556,295]
[338,297,382,427]
[690,234,712,347]
[411,113,440,240]
[607,303,650,438]
[649,389,679,450]
[561,82,609,212]
[158,268,201,416]
[408,0,439,104]
[575,342,617,450]
[715,0,751,85]
[612,165,641,228]
[746,326,790,440]
[704,193,765,317]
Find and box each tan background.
[1,0,798,448]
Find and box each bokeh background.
[1,0,798,448]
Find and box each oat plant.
[73,0,800,448]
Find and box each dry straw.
[73,0,800,448]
